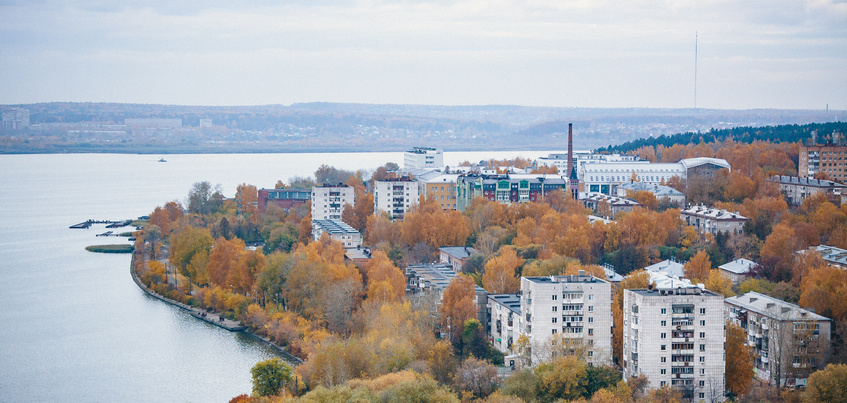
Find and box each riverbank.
[129,254,303,365]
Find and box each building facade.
[487,294,522,355]
[580,158,730,195]
[681,206,747,235]
[373,177,420,220]
[455,174,568,211]
[615,181,686,206]
[582,193,641,219]
[439,246,478,273]
[257,188,311,214]
[799,144,847,181]
[404,147,444,170]
[767,175,846,206]
[311,184,355,220]
[718,258,757,284]
[311,219,362,248]
[725,292,831,388]
[623,287,725,401]
[423,174,460,210]
[520,274,613,366]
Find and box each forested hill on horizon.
[596,121,847,154]
[0,102,842,154]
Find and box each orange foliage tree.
[363,250,406,303]
[684,250,712,282]
[439,274,478,342]
[401,199,470,250]
[482,247,523,293]
[612,270,652,364]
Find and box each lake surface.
[0,150,551,402]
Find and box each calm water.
[0,151,548,402]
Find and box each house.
[623,287,725,401]
[581,193,641,219]
[798,245,847,269]
[257,188,311,214]
[681,205,747,235]
[615,181,686,206]
[767,175,846,206]
[719,258,757,284]
[311,219,362,248]
[439,246,478,273]
[725,292,831,388]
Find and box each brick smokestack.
[567,123,573,177]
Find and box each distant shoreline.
[0,144,566,155]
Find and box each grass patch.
[131,219,149,228]
[86,244,134,254]
[118,232,135,237]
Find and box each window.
[700,308,706,314]
[661,345,666,351]
[589,317,594,323]
[661,357,667,363]
[699,356,705,363]
[552,317,557,324]
[700,332,705,338]
[700,368,705,375]
[661,320,667,326]
[552,295,558,300]
[660,381,667,387]
[552,329,557,334]
[588,328,594,335]
[552,306,557,312]
[700,320,706,326]
[660,369,667,374]
[588,351,594,357]
[700,344,705,351]
[661,308,667,315]
[589,306,594,312]
[661,333,667,339]
[699,380,705,387]
[589,294,594,300]
[699,393,705,399]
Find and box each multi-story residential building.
[615,181,686,206]
[423,173,460,210]
[767,175,846,206]
[311,184,355,220]
[623,287,725,401]
[681,206,747,236]
[799,143,847,181]
[797,245,847,270]
[582,193,641,219]
[520,274,612,366]
[718,258,757,285]
[725,292,831,388]
[311,219,362,248]
[439,246,478,273]
[455,174,568,211]
[257,188,311,214]
[580,157,730,195]
[404,147,444,170]
[487,294,522,355]
[373,177,420,220]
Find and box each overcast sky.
[1,0,845,109]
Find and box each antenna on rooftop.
[694,32,698,110]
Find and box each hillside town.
[131,125,847,402]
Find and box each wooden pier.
[70,219,133,229]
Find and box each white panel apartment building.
[311,185,355,220]
[404,147,444,170]
[373,178,420,220]
[520,274,612,366]
[623,287,725,402]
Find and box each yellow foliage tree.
[725,322,755,396]
[684,250,712,283]
[439,274,477,342]
[705,269,735,297]
[482,247,523,293]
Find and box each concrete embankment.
[129,254,303,364]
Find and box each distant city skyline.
[1,1,845,110]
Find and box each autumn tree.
[363,249,406,303]
[482,247,523,293]
[804,363,847,403]
[705,269,735,297]
[207,237,247,290]
[236,183,259,224]
[251,357,293,397]
[725,322,755,397]
[188,181,224,215]
[452,356,500,399]
[439,274,478,343]
[759,222,797,282]
[535,355,588,401]
[401,199,470,250]
[684,250,712,282]
[169,226,213,285]
[613,270,652,364]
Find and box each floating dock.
[70,219,132,229]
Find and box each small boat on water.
[158,158,167,162]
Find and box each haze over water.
[0,151,545,402]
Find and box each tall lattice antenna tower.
[694,32,698,110]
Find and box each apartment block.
[373,177,420,220]
[725,292,831,388]
[520,274,612,366]
[487,294,522,355]
[767,175,846,206]
[404,147,444,170]
[311,184,355,220]
[623,287,725,401]
[681,205,747,236]
[799,144,847,181]
[311,219,362,248]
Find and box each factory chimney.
[567,123,574,178]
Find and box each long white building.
[404,147,444,170]
[520,273,612,366]
[311,184,355,220]
[373,177,420,220]
[623,287,725,402]
[580,157,730,195]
